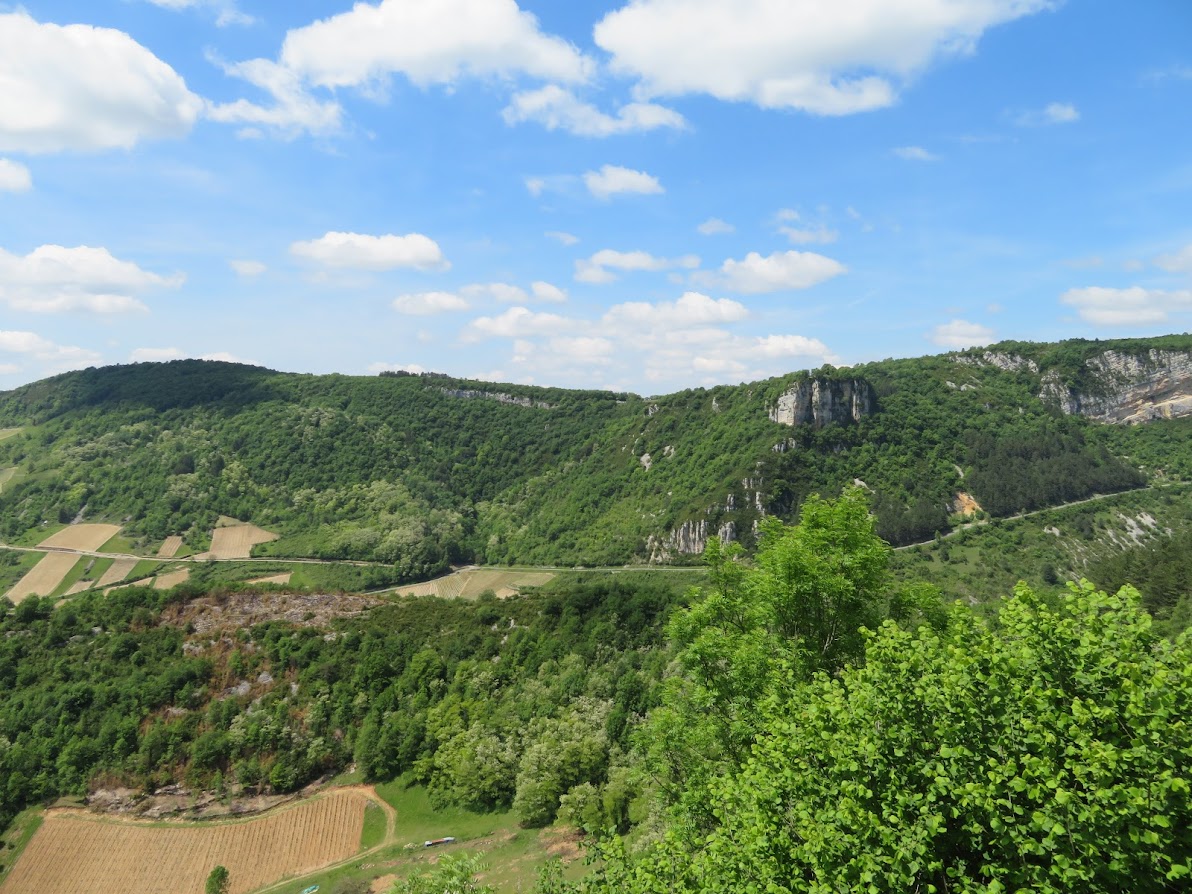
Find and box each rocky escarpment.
[952,350,1039,373]
[646,476,766,562]
[769,378,875,427]
[440,388,555,409]
[1038,350,1192,424]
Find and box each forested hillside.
[3,335,1189,574]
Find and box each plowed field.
[6,553,78,602]
[38,524,122,552]
[157,536,183,558]
[205,521,278,559]
[96,558,138,589]
[153,569,191,590]
[0,789,368,894]
[397,568,555,599]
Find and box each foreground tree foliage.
[587,581,1192,893]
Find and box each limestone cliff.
[440,388,555,409]
[769,378,875,427]
[1038,350,1192,424]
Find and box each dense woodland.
[1,335,1183,573]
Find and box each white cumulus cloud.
[576,249,699,284]
[502,85,685,136]
[291,232,447,271]
[1156,244,1192,274]
[1061,286,1192,326]
[583,165,664,199]
[603,291,749,329]
[229,259,266,276]
[279,0,592,90]
[1015,101,1080,126]
[929,319,996,348]
[463,306,571,340]
[0,11,203,153]
[0,329,100,365]
[593,0,1050,115]
[893,145,939,161]
[0,159,32,192]
[718,250,846,293]
[697,218,734,236]
[0,245,181,313]
[207,57,342,138]
[393,291,470,315]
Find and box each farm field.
[203,519,278,559]
[156,536,183,558]
[95,558,138,589]
[248,572,293,585]
[6,553,79,602]
[38,524,123,552]
[0,789,369,894]
[153,569,191,590]
[396,568,555,599]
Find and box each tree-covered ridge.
[0,335,1178,569]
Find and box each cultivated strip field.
[153,569,191,590]
[157,536,183,558]
[0,789,368,894]
[96,558,138,589]
[38,524,122,552]
[248,572,293,585]
[6,553,79,602]
[203,520,278,559]
[397,568,556,599]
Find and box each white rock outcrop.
[1038,350,1192,424]
[769,378,874,428]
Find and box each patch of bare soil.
[371,874,397,893]
[538,826,584,862]
[951,491,983,516]
[160,591,382,634]
[85,785,295,820]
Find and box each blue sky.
[1,0,1190,395]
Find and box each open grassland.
[0,428,21,441]
[0,789,368,894]
[396,568,555,599]
[38,524,122,552]
[247,572,293,585]
[204,520,278,559]
[0,468,15,492]
[6,553,79,602]
[156,536,183,558]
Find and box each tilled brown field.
[0,789,368,894]
[6,553,78,602]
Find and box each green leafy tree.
[593,581,1192,893]
[390,855,493,894]
[205,865,229,894]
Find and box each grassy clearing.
[129,559,163,580]
[0,807,42,887]
[98,532,139,554]
[0,550,42,597]
[360,802,386,849]
[0,428,21,441]
[0,467,16,492]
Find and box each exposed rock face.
[440,388,554,409]
[647,519,709,562]
[1038,350,1192,424]
[769,378,875,427]
[953,351,1039,373]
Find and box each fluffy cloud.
[576,249,699,284]
[1061,286,1192,326]
[1015,101,1080,126]
[594,0,1049,115]
[718,250,846,293]
[583,165,664,199]
[278,0,592,90]
[0,159,32,192]
[369,361,427,374]
[229,259,267,276]
[697,218,734,236]
[502,85,685,136]
[0,12,203,153]
[1156,244,1192,274]
[0,245,181,313]
[461,281,567,303]
[207,57,341,138]
[893,145,939,161]
[290,232,447,271]
[144,0,252,27]
[0,329,100,365]
[603,292,748,328]
[463,306,571,340]
[929,319,996,348]
[393,291,470,315]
